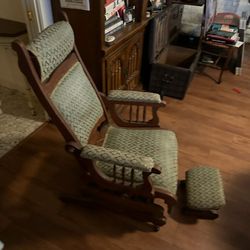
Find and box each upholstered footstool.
[184,166,226,219]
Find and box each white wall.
[36,0,53,30]
[217,0,250,18]
[0,0,25,22]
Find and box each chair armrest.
[80,144,157,173]
[107,90,163,104]
[106,90,166,128]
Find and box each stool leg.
[183,207,219,220]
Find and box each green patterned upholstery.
[50,62,103,145]
[96,126,178,194]
[25,21,178,196]
[108,90,162,103]
[186,167,226,210]
[27,21,74,82]
[27,21,103,145]
[81,144,154,172]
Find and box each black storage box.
[149,45,200,99]
[142,3,204,99]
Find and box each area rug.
[0,113,43,158]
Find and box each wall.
[217,0,250,18]
[36,0,53,30]
[0,0,25,22]
[180,0,216,36]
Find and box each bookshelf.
[52,0,148,93]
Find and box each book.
[105,19,124,34]
[105,0,125,20]
[106,23,124,35]
[206,33,239,44]
[105,14,120,26]
[206,23,239,44]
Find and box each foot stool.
[184,166,226,219]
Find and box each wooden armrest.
[101,91,165,127]
[107,90,163,104]
[81,144,155,172]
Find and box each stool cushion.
[186,166,225,210]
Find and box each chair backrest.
[213,12,240,28]
[13,21,108,147]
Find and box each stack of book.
[104,0,125,35]
[206,23,240,45]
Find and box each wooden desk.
[198,40,243,84]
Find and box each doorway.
[0,0,53,158]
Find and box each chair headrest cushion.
[27,21,74,82]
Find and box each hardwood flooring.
[0,46,250,249]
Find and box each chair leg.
[60,184,167,229]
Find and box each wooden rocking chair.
[12,20,178,231]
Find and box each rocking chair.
[12,20,178,231]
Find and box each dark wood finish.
[106,99,166,127]
[148,8,169,64]
[1,45,250,248]
[144,2,204,99]
[51,0,148,93]
[141,8,170,89]
[133,0,148,22]
[51,0,104,90]
[103,30,144,93]
[183,207,219,219]
[0,18,26,37]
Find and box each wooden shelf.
[102,20,148,54]
[52,0,149,93]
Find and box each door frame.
[21,0,53,40]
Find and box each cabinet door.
[104,49,126,93]
[104,32,144,93]
[125,32,144,90]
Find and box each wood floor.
[0,46,250,250]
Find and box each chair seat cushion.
[97,126,178,195]
[186,166,226,210]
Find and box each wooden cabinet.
[105,48,126,92]
[103,30,144,92]
[52,0,148,94]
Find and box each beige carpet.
[0,85,45,121]
[0,86,45,158]
[0,113,43,157]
